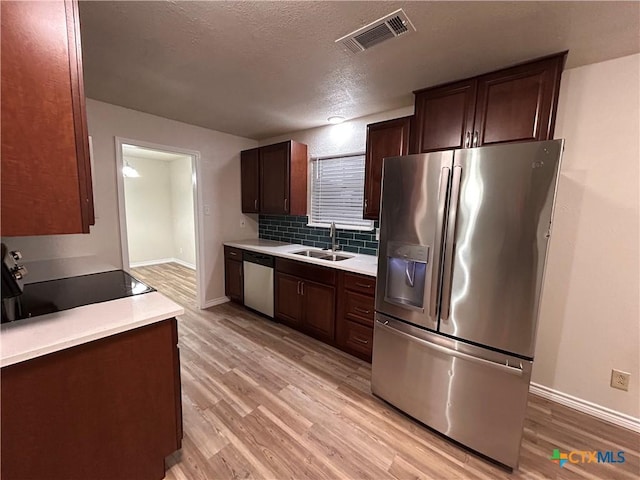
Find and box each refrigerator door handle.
[429,167,450,318]
[440,165,462,321]
[376,319,524,376]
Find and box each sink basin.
[321,253,353,262]
[292,249,329,258]
[292,250,354,262]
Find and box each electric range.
[4,270,155,322]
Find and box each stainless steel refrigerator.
[371,140,564,469]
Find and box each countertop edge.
[224,240,378,277]
[1,292,184,368]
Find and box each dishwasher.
[242,251,274,318]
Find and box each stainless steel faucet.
[329,222,341,251]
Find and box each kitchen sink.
[292,250,329,258]
[292,250,353,262]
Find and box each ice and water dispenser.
[384,242,429,310]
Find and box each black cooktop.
[9,270,155,321]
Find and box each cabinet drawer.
[344,321,373,357]
[344,273,376,295]
[224,246,243,260]
[344,291,374,327]
[276,258,336,285]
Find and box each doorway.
[115,137,204,309]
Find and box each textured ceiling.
[79,1,640,140]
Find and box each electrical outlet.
[611,369,631,391]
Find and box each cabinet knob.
[11,265,27,281]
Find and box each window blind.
[310,153,373,229]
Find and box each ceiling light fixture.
[328,116,345,124]
[122,161,140,178]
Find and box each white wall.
[532,54,639,419]
[260,106,414,156]
[4,99,258,305]
[124,156,175,263]
[170,157,196,266]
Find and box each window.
[309,153,373,230]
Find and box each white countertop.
[224,238,378,277]
[1,292,184,367]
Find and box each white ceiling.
[122,144,191,162]
[79,1,640,140]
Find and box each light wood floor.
[132,263,640,480]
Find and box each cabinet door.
[224,258,243,303]
[473,54,565,146]
[275,272,302,328]
[1,0,93,236]
[363,116,411,219]
[260,142,290,214]
[241,148,260,213]
[412,79,477,153]
[301,280,335,342]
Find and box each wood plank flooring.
[132,263,640,480]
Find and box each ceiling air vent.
[336,9,415,54]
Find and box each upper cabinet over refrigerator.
[411,52,566,154]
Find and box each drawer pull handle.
[229,252,238,256]
[354,307,371,314]
[355,282,372,288]
[353,336,369,345]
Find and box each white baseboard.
[171,258,196,270]
[130,258,195,270]
[130,258,174,268]
[529,382,640,433]
[201,296,230,309]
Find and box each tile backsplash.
[259,215,379,256]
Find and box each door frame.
[115,136,205,309]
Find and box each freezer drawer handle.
[376,320,524,376]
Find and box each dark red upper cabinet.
[242,140,307,216]
[473,54,566,147]
[1,0,94,236]
[260,142,291,214]
[363,116,412,219]
[411,52,566,153]
[412,80,477,154]
[240,148,260,213]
